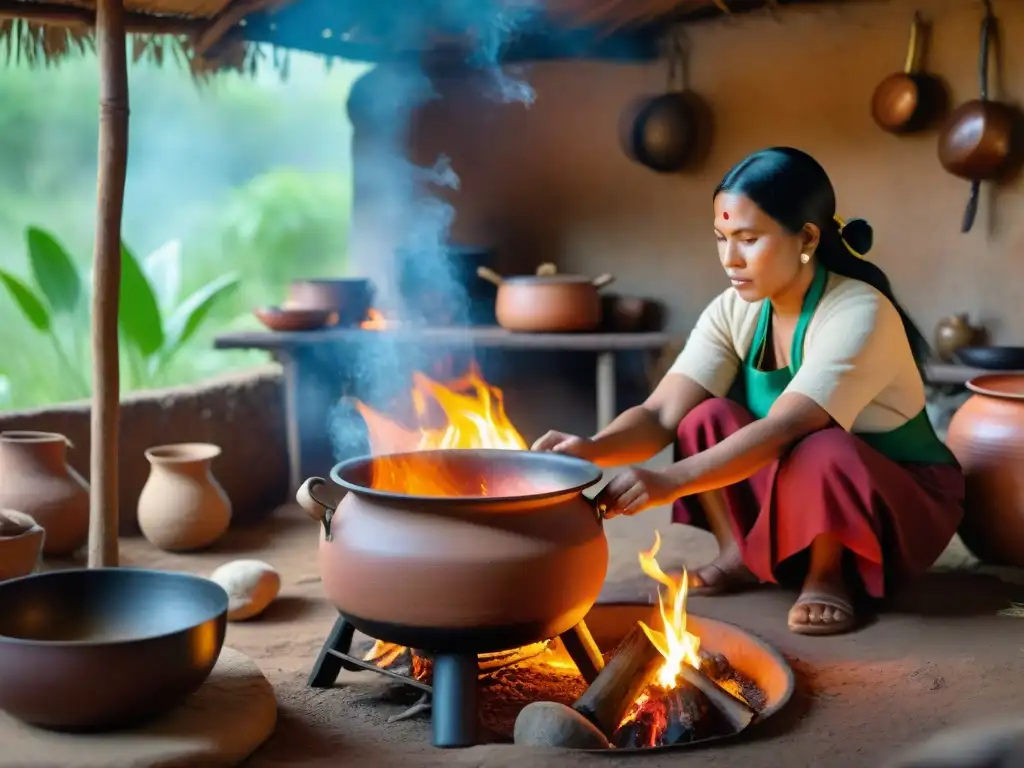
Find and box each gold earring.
[800,252,810,264]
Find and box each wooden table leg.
[279,348,337,493]
[596,351,616,432]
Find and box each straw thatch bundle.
[0,0,811,71]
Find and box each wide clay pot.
[0,431,89,557]
[946,374,1024,567]
[296,449,608,652]
[137,443,231,552]
[478,264,615,333]
[0,510,44,581]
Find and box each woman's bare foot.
[788,534,859,635]
[788,579,857,635]
[687,547,757,596]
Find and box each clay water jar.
[137,443,231,552]
[296,449,608,651]
[946,374,1024,567]
[0,431,88,557]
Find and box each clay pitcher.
[0,431,89,557]
[946,374,1024,567]
[137,443,231,552]
[934,313,981,363]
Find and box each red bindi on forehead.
[722,212,730,220]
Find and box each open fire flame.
[618,531,702,740]
[636,531,701,685]
[360,308,391,329]
[353,361,527,496]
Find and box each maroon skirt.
[672,398,965,598]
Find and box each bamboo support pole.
[88,0,130,569]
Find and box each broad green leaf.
[163,272,240,355]
[0,269,51,332]
[143,239,182,313]
[26,226,81,316]
[118,243,164,358]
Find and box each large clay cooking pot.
[946,374,1024,567]
[296,449,608,652]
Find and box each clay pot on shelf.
[477,263,615,333]
[946,374,1024,567]
[0,431,89,557]
[934,313,984,363]
[0,510,44,581]
[137,443,231,552]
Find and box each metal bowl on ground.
[0,567,228,731]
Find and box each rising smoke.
[324,1,543,459]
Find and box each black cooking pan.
[0,568,228,731]
[620,33,710,173]
[871,13,948,134]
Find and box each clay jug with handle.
[0,431,89,557]
[934,313,981,363]
[137,443,231,552]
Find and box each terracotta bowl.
[0,568,228,731]
[0,510,44,582]
[253,306,335,332]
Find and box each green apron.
[743,264,956,465]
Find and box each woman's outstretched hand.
[530,430,595,458]
[596,467,681,519]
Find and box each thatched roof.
[0,0,813,71]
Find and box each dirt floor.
[116,504,1024,768]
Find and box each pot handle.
[592,274,615,290]
[477,266,504,286]
[536,262,558,276]
[583,492,609,526]
[296,477,343,541]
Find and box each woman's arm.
[585,373,711,467]
[598,392,833,517]
[667,392,832,494]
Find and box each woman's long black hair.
[714,147,929,367]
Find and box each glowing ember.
[352,361,527,496]
[360,308,392,329]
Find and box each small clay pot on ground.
[137,443,232,552]
[0,431,89,557]
[0,510,44,581]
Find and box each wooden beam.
[88,0,130,569]
[193,0,288,57]
[0,0,207,34]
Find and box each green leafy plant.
[119,241,240,388]
[0,226,89,395]
[0,225,241,396]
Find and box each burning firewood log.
[514,609,756,750]
[612,683,712,748]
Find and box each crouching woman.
[532,147,964,637]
